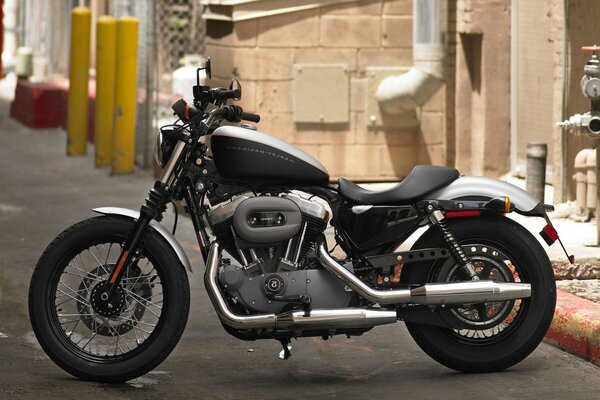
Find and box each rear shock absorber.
[429,210,479,280]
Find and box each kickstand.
[278,338,292,360]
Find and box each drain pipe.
[560,0,569,203]
[375,0,447,113]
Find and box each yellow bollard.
[67,7,91,156]
[94,16,117,167]
[112,16,138,174]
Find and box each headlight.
[153,127,177,168]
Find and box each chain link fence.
[112,0,205,168]
[17,0,206,169]
[112,0,155,168]
[156,0,206,93]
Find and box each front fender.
[93,207,193,273]
[426,176,546,216]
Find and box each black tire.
[29,216,190,382]
[402,215,556,373]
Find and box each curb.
[544,290,600,366]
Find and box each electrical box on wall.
[293,64,349,124]
[367,67,419,129]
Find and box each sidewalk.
[516,194,600,366]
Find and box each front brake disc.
[77,265,152,336]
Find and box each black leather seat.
[338,165,460,205]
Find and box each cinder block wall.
[205,0,448,181]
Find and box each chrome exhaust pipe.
[317,241,412,304]
[204,242,277,329]
[410,281,531,305]
[316,240,531,305]
[204,242,397,330]
[274,308,398,330]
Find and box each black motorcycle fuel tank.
[211,126,329,184]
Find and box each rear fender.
[93,207,193,273]
[425,176,547,217]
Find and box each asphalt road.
[2,104,600,400]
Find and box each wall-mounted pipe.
[375,0,447,113]
[586,149,597,215]
[574,148,592,213]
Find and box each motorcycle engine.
[208,193,352,313]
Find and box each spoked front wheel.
[29,216,190,382]
[402,216,556,373]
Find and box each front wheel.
[402,216,556,373]
[29,216,190,382]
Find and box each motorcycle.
[29,58,565,382]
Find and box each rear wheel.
[29,216,190,382]
[402,216,556,372]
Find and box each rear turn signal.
[483,197,514,214]
[504,196,511,214]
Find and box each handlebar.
[221,105,260,123]
[241,111,261,123]
[171,99,260,127]
[212,88,241,102]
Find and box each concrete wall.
[205,0,449,181]
[454,0,511,177]
[201,0,600,199]
[513,0,600,203]
[548,0,600,203]
[515,0,555,178]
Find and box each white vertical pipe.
[561,0,569,203]
[375,0,447,113]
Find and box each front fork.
[102,143,213,302]
[103,141,188,298]
[104,181,171,297]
